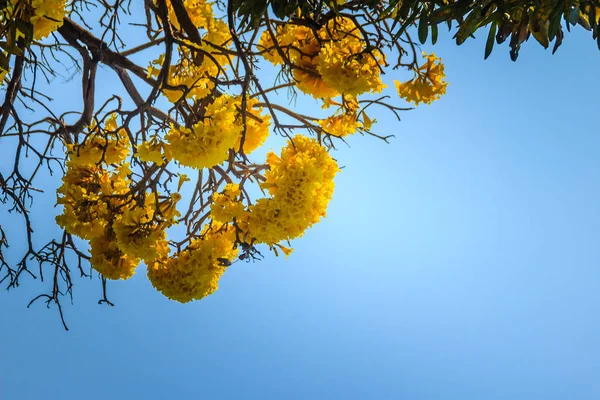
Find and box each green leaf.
[0,51,9,71]
[454,9,481,45]
[548,10,562,40]
[429,5,455,24]
[566,6,580,25]
[418,12,429,44]
[531,19,550,48]
[431,23,438,45]
[485,21,496,59]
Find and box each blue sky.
[1,16,600,400]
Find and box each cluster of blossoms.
[163,95,271,169]
[54,104,338,303]
[9,0,452,306]
[394,53,448,106]
[259,17,386,100]
[1,0,67,40]
[258,16,448,139]
[56,115,179,281]
[247,135,340,246]
[148,0,231,103]
[204,135,340,249]
[50,2,447,304]
[147,223,238,303]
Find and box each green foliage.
[233,0,600,60]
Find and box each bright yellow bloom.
[148,15,230,103]
[112,198,169,262]
[147,226,238,303]
[210,183,246,224]
[235,96,271,154]
[248,135,339,245]
[316,19,386,96]
[55,164,130,240]
[259,23,339,99]
[258,24,316,65]
[165,94,242,169]
[260,17,385,98]
[90,229,140,280]
[394,53,448,106]
[319,110,360,137]
[149,192,182,224]
[27,0,67,40]
[1,0,66,40]
[319,95,362,136]
[164,0,213,31]
[148,49,219,103]
[293,69,340,99]
[67,114,130,167]
[137,139,171,165]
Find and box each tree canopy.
[1,0,598,329]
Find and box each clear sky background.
[1,15,600,400]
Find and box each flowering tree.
[1,0,598,329]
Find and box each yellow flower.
[235,96,271,154]
[55,165,130,240]
[30,0,67,40]
[149,192,182,224]
[394,53,448,106]
[294,69,340,99]
[317,40,386,96]
[247,135,339,245]
[259,23,340,99]
[90,229,140,280]
[147,226,238,303]
[319,113,359,137]
[67,114,130,167]
[165,94,242,169]
[210,183,247,224]
[112,198,169,262]
[274,243,294,258]
[164,0,213,31]
[137,139,170,165]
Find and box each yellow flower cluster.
[137,138,171,166]
[394,53,448,106]
[29,0,67,40]
[148,49,219,103]
[317,33,386,96]
[149,1,231,104]
[319,113,360,137]
[165,0,213,31]
[4,0,67,40]
[56,114,185,280]
[259,17,386,99]
[165,94,241,169]
[247,135,339,245]
[166,94,271,169]
[57,166,179,279]
[319,95,361,137]
[235,96,271,154]
[66,114,130,167]
[147,225,238,303]
[210,183,246,224]
[90,228,140,280]
[112,197,170,263]
[56,165,113,240]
